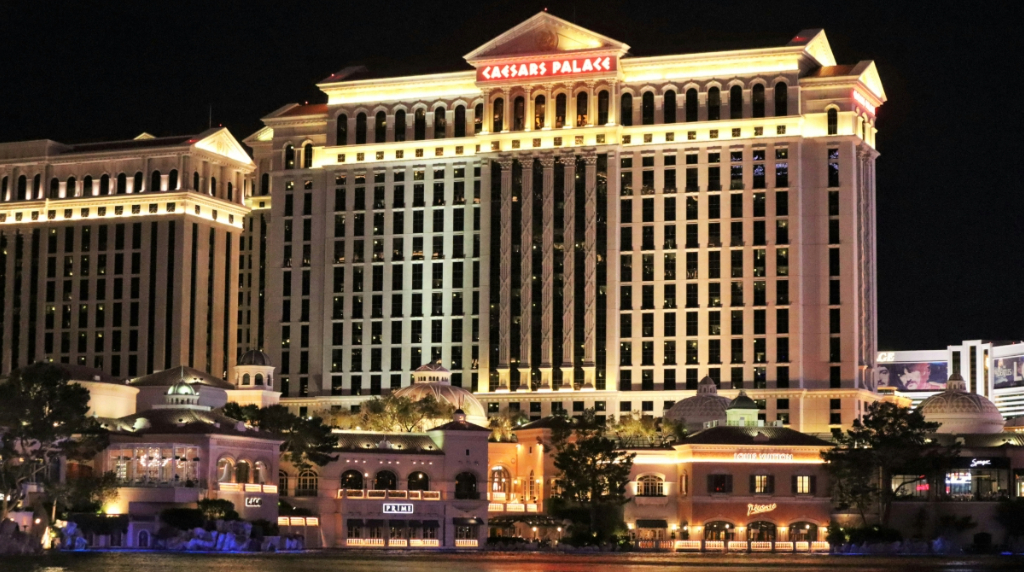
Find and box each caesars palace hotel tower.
[245,12,886,434]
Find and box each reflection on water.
[5,551,1024,572]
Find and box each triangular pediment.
[854,61,887,103]
[465,12,629,63]
[192,127,254,166]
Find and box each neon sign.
[244,497,263,507]
[734,452,794,462]
[383,503,414,514]
[478,56,616,82]
[970,458,992,468]
[852,91,876,114]
[747,503,777,516]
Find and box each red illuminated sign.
[477,56,616,82]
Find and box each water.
[4,552,1024,572]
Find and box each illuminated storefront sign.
[477,56,616,81]
[383,503,414,514]
[970,458,992,468]
[244,497,263,507]
[734,452,794,462]
[747,503,777,516]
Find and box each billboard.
[993,355,1024,389]
[877,362,948,391]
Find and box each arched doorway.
[703,521,735,541]
[341,470,364,490]
[789,522,818,542]
[374,470,397,490]
[408,471,429,491]
[747,521,777,542]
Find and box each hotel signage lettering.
[734,452,794,462]
[970,458,992,468]
[747,503,777,517]
[477,56,617,82]
[244,497,263,507]
[383,503,414,514]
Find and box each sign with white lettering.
[477,56,617,82]
[245,497,263,507]
[383,503,414,514]
[747,503,777,517]
[970,458,992,468]
[733,452,794,462]
[876,352,895,363]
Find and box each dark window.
[576,91,588,126]
[435,106,447,138]
[284,144,295,169]
[375,111,387,143]
[415,108,427,140]
[641,91,655,125]
[598,90,609,125]
[663,90,676,123]
[620,93,633,126]
[337,114,348,145]
[774,82,788,116]
[685,88,698,122]
[752,84,765,118]
[730,85,743,119]
[827,108,838,135]
[707,474,733,494]
[394,110,407,142]
[454,105,466,137]
[492,99,504,132]
[303,143,313,169]
[707,87,721,120]
[512,97,525,131]
[555,93,566,128]
[355,112,367,144]
[534,95,546,129]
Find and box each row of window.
[621,83,790,127]
[620,280,793,310]
[0,170,234,201]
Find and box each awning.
[452,517,483,525]
[347,519,364,527]
[366,519,385,527]
[636,519,668,529]
[422,520,440,528]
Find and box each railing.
[489,492,507,502]
[388,539,408,547]
[389,490,408,499]
[750,541,773,552]
[455,539,479,547]
[774,541,794,551]
[795,541,810,552]
[705,540,724,551]
[218,483,275,493]
[338,489,441,500]
[728,541,749,551]
[422,491,441,500]
[505,503,525,512]
[675,540,702,551]
[488,503,503,512]
[410,539,440,547]
[367,490,387,499]
[346,538,386,547]
[811,541,829,552]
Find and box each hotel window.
[620,93,633,126]
[828,148,840,187]
[336,113,348,145]
[730,85,743,119]
[284,144,295,169]
[663,90,676,123]
[774,82,788,116]
[534,94,546,129]
[394,109,407,142]
[707,474,733,494]
[793,475,817,495]
[731,339,744,363]
[637,475,665,497]
[355,112,367,144]
[685,88,698,122]
[827,108,838,135]
[512,97,525,131]
[454,105,466,137]
[375,111,387,143]
[707,282,720,307]
[751,474,774,494]
[474,103,483,133]
[415,108,427,140]
[598,90,609,125]
[752,84,765,118]
[641,91,655,125]
[776,308,789,334]
[435,106,447,137]
[575,91,589,126]
[708,87,721,120]
[777,338,789,363]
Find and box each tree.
[821,401,952,526]
[222,403,338,470]
[488,409,528,442]
[197,498,238,521]
[358,393,455,432]
[46,471,120,517]
[0,362,109,521]
[550,410,636,543]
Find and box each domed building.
[230,350,281,408]
[918,373,1005,434]
[393,362,488,426]
[665,376,730,431]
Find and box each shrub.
[251,519,279,538]
[845,525,903,545]
[159,508,205,531]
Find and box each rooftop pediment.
[465,12,629,63]
[192,127,254,166]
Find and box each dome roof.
[167,380,198,396]
[393,380,486,421]
[415,362,449,373]
[664,377,730,430]
[728,390,758,411]
[919,373,1004,434]
[238,350,273,366]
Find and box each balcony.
[455,539,479,547]
[409,539,440,547]
[338,489,441,500]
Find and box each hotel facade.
[248,13,887,434]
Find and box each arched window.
[66,176,76,197]
[704,521,735,541]
[730,85,743,119]
[116,173,126,194]
[341,470,364,490]
[620,93,633,126]
[283,144,295,170]
[1,176,7,201]
[474,103,483,133]
[454,105,466,137]
[254,461,267,484]
[708,87,721,121]
[827,108,838,135]
[663,90,677,124]
[278,470,289,495]
[492,98,504,132]
[752,84,765,118]
[554,93,566,128]
[394,109,407,142]
[576,91,588,126]
[414,109,426,140]
[637,475,665,496]
[254,373,264,386]
[235,460,252,484]
[296,470,318,496]
[138,530,150,548]
[598,90,609,125]
[434,106,447,138]
[685,88,698,122]
[789,522,818,542]
[336,113,348,145]
[775,82,788,116]
[80,176,90,198]
[242,373,251,385]
[375,111,387,143]
[512,97,525,131]
[355,113,367,144]
[534,95,546,129]
[210,176,217,196]
[303,143,313,169]
[227,182,234,202]
[33,174,41,199]
[374,470,397,490]
[455,472,477,499]
[747,521,776,542]
[408,471,429,491]
[167,170,177,191]
[641,91,655,125]
[49,178,59,199]
[100,174,110,195]
[490,467,510,494]
[193,171,200,190]
[260,173,269,195]
[216,458,234,483]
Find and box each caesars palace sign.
[477,56,617,82]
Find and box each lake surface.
[5,551,1024,572]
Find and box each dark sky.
[2,1,1021,351]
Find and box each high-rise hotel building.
[0,129,254,379]
[248,13,887,434]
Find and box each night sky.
[2,1,1020,351]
